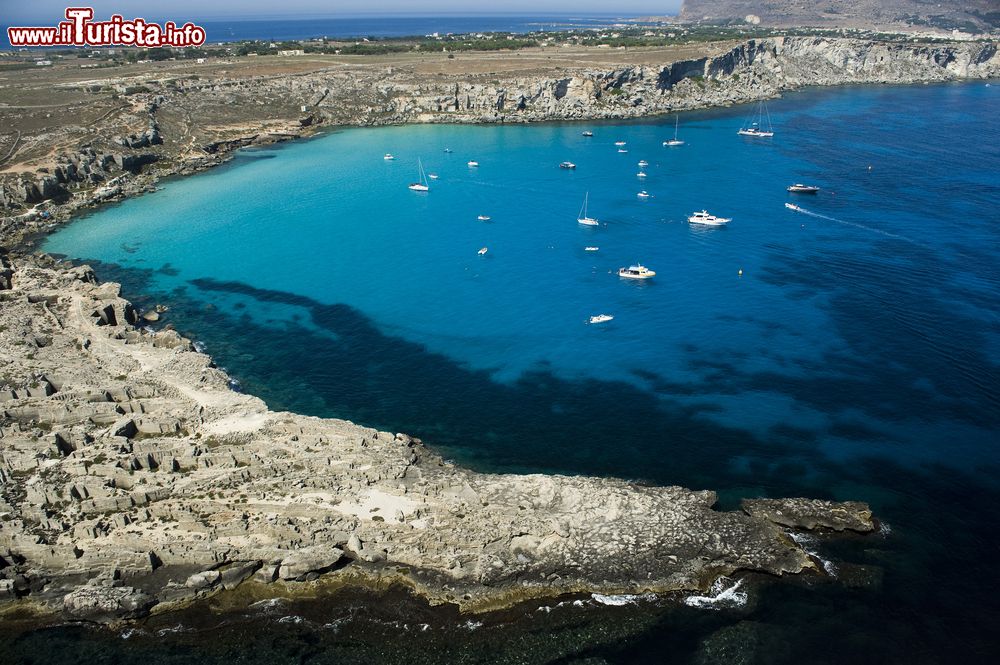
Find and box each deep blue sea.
[22,81,1000,663]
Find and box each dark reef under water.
[12,254,997,664]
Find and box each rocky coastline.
[0,34,991,625]
[0,251,877,624]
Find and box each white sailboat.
[408,158,429,191]
[577,192,599,226]
[663,114,685,146]
[738,101,774,138]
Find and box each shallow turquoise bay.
[37,80,1000,663]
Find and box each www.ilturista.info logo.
[7,7,206,48]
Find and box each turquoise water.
[35,81,1000,662]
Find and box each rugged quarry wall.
[0,251,875,622]
[383,37,999,124]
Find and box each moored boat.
[588,314,614,324]
[577,192,599,226]
[637,191,650,199]
[383,153,395,160]
[738,101,775,138]
[787,183,820,194]
[560,161,577,169]
[688,210,732,226]
[468,160,479,167]
[582,131,594,137]
[663,114,685,146]
[618,264,655,279]
[408,158,429,191]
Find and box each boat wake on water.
[785,203,916,244]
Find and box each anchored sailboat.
[408,158,429,191]
[663,114,685,146]
[738,101,774,138]
[577,192,599,226]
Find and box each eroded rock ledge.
[0,251,872,622]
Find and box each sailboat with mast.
[738,101,774,138]
[408,158,429,191]
[577,192,599,226]
[663,114,685,146]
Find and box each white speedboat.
[428,173,439,180]
[584,246,599,251]
[637,171,647,178]
[582,131,594,137]
[468,160,479,167]
[787,183,819,194]
[638,160,649,167]
[785,203,804,212]
[614,141,626,146]
[577,192,599,226]
[637,191,650,199]
[408,158,430,192]
[589,314,614,324]
[384,153,395,160]
[688,210,732,226]
[560,161,576,169]
[477,215,491,221]
[478,247,488,255]
[663,114,685,146]
[618,264,655,279]
[618,149,628,153]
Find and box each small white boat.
[638,160,649,167]
[618,264,655,279]
[614,141,626,146]
[787,183,819,194]
[408,158,430,192]
[584,246,599,251]
[618,149,628,154]
[663,114,685,146]
[468,160,479,167]
[383,153,395,161]
[582,131,594,137]
[560,161,577,169]
[738,101,775,138]
[444,148,453,153]
[478,247,488,256]
[637,191,650,199]
[688,210,732,226]
[785,203,804,212]
[577,192,599,226]
[637,171,647,178]
[428,174,439,180]
[477,215,491,221]
[588,314,614,324]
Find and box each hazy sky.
[5,1,684,23]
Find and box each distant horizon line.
[6,11,675,24]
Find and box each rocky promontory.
[0,251,873,622]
